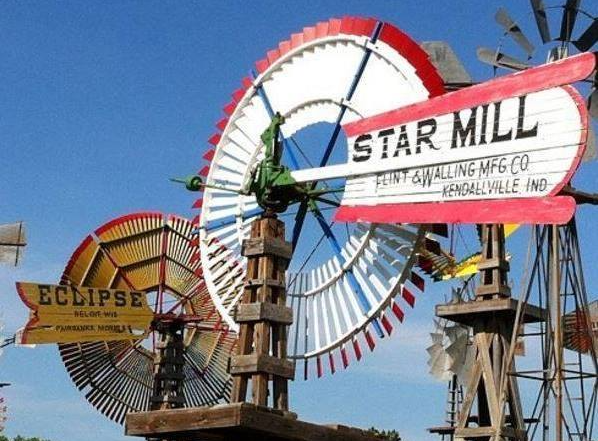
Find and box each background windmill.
[477,0,597,161]
[12,212,238,425]
[470,3,598,441]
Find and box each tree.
[367,427,402,441]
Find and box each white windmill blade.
[0,222,26,266]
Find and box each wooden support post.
[151,321,186,411]
[230,214,293,411]
[436,224,538,441]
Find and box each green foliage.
[367,427,402,441]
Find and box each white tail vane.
[195,16,446,378]
[0,222,26,267]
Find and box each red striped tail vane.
[17,212,236,425]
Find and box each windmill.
[190,17,445,379]
[0,222,26,267]
[126,8,598,441]
[22,212,238,425]
[477,0,597,161]
[466,3,598,441]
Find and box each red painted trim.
[279,40,291,56]
[352,339,362,360]
[335,196,577,225]
[191,214,200,226]
[208,133,221,146]
[391,301,404,322]
[223,102,236,116]
[341,346,349,368]
[232,88,245,103]
[303,26,316,43]
[315,21,329,38]
[203,149,215,161]
[94,212,163,237]
[190,237,199,248]
[402,287,416,308]
[216,117,228,131]
[255,58,269,74]
[192,198,203,209]
[267,49,280,65]
[290,32,304,49]
[316,356,323,378]
[410,271,425,291]
[364,329,375,350]
[16,282,38,311]
[198,166,209,177]
[241,77,253,90]
[328,352,336,374]
[381,314,393,335]
[328,18,342,35]
[344,52,595,138]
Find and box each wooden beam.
[125,403,383,441]
[235,303,293,325]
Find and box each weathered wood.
[235,303,293,324]
[436,297,546,325]
[246,278,287,288]
[230,215,294,410]
[242,237,293,260]
[230,354,295,379]
[454,426,525,439]
[125,403,383,441]
[451,225,528,441]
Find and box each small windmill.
[427,285,476,441]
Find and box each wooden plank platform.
[436,297,546,326]
[125,403,383,441]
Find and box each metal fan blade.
[495,8,535,57]
[430,332,444,345]
[573,19,598,51]
[456,345,476,385]
[445,324,467,343]
[583,124,596,162]
[559,0,581,42]
[446,339,468,368]
[421,41,472,86]
[530,0,552,44]
[0,222,26,266]
[477,47,530,71]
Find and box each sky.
[1,1,597,441]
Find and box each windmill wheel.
[58,212,235,424]
[477,1,597,160]
[195,16,445,378]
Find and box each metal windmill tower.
[469,2,598,441]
